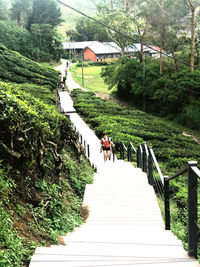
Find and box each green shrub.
[101,58,200,130]
[0,83,94,266]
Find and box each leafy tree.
[0,20,31,55]
[142,0,187,74]
[28,0,63,29]
[10,0,32,28]
[30,23,63,61]
[97,3,135,55]
[162,30,190,70]
[67,17,111,42]
[185,0,200,72]
[0,0,9,20]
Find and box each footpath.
[29,60,199,266]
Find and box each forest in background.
[0,0,65,61]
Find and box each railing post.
[129,147,133,162]
[148,147,154,185]
[113,151,115,162]
[120,144,125,160]
[188,161,198,259]
[84,140,86,154]
[127,143,130,162]
[87,144,90,158]
[164,176,170,230]
[143,145,146,172]
[80,135,83,145]
[137,148,140,167]
[120,144,123,159]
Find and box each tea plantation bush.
[71,89,200,169]
[0,44,60,89]
[0,83,93,266]
[17,83,55,105]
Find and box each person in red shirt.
[100,133,114,162]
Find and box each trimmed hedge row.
[17,83,55,105]
[71,89,200,169]
[0,44,60,89]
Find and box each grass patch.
[70,63,116,94]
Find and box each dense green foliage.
[0,44,60,89]
[0,83,93,266]
[0,21,31,56]
[0,0,64,62]
[67,16,111,42]
[101,58,200,130]
[0,48,93,266]
[17,83,55,105]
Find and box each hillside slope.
[0,49,93,266]
[0,44,59,89]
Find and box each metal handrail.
[144,142,149,158]
[129,142,137,153]
[137,144,143,168]
[165,166,187,182]
[120,142,127,160]
[143,142,149,172]
[164,161,200,259]
[122,143,127,151]
[139,144,143,154]
[127,142,136,162]
[191,165,200,178]
[149,146,164,185]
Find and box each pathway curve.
[29,61,199,267]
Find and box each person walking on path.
[100,133,114,162]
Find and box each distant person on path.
[66,61,69,68]
[100,133,114,162]
[61,82,65,91]
[63,75,67,85]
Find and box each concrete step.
[29,243,199,267]
[62,225,182,244]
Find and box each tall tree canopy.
[28,0,63,29]
[0,0,10,20]
[10,0,32,27]
[67,17,111,42]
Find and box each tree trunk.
[124,0,127,12]
[140,43,144,63]
[172,51,179,71]
[190,8,195,72]
[160,34,163,75]
[110,0,113,9]
[121,47,125,57]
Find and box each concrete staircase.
[29,160,199,266]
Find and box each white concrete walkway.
[56,59,86,91]
[58,90,105,170]
[29,161,199,266]
[29,61,200,267]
